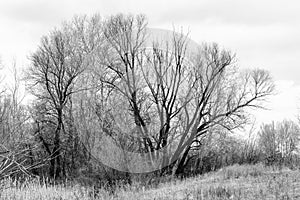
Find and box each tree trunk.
[171,146,191,177]
[50,109,63,179]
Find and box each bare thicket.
[258,120,300,166]
[0,61,41,181]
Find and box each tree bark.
[172,146,191,176]
[50,109,63,179]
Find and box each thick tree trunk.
[171,146,191,176]
[50,109,63,179]
[157,122,170,150]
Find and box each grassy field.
[1,164,300,200]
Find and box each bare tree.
[277,120,299,158]
[0,60,29,149]
[258,122,278,165]
[258,120,300,166]
[26,15,100,178]
[94,14,274,175]
[0,60,46,181]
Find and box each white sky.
[0,0,300,128]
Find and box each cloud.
[0,1,68,25]
[1,0,299,27]
[157,0,300,26]
[174,20,300,83]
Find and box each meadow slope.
[1,164,300,200]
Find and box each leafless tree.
[94,14,274,175]
[258,120,300,166]
[0,60,29,149]
[277,120,299,158]
[258,122,277,163]
[0,60,46,181]
[26,15,101,178]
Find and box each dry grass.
[1,164,300,199]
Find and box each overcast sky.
[0,0,300,128]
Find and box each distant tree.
[258,120,300,166]
[240,124,260,164]
[0,60,42,180]
[0,61,29,149]
[258,122,278,165]
[277,120,299,158]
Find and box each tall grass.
[217,163,266,180]
[1,164,300,200]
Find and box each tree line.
[1,14,288,185]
